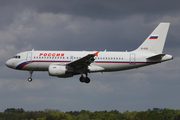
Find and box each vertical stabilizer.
[135,23,170,54]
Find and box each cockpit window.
[13,55,21,59]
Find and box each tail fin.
[135,23,170,54]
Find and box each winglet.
[94,51,99,57]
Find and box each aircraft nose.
[6,59,14,68]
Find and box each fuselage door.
[26,52,32,63]
[129,53,136,64]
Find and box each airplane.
[6,23,173,83]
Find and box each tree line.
[0,108,180,120]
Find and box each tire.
[79,76,85,83]
[85,77,90,83]
[28,77,32,82]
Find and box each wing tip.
[94,51,99,57]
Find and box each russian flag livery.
[149,35,158,39]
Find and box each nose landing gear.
[28,71,33,82]
[28,77,32,82]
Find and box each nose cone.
[6,59,14,69]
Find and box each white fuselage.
[5,23,173,83]
[6,50,173,72]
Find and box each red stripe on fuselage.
[19,63,29,70]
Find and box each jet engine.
[48,64,73,78]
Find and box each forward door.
[26,52,32,63]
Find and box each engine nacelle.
[48,64,73,78]
[88,65,105,72]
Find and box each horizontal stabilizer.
[147,54,166,60]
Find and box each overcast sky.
[1,0,180,112]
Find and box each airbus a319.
[6,23,173,83]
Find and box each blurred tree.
[147,111,164,120]
[4,108,25,113]
[123,110,131,118]
[134,111,148,120]
[162,109,178,120]
[174,114,180,120]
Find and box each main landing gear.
[79,73,90,83]
[28,71,33,82]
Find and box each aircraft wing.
[67,51,99,69]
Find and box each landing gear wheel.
[79,76,85,83]
[28,77,32,82]
[28,71,33,82]
[85,77,90,83]
[79,73,91,83]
